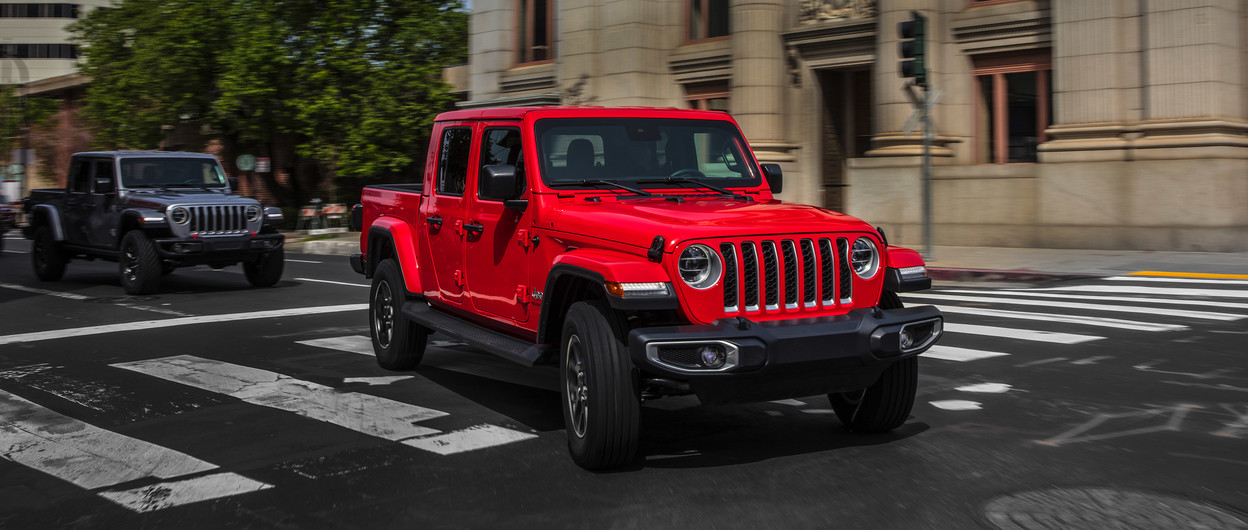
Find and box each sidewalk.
[284,231,1248,282]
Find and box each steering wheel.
[668,168,706,179]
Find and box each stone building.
[460,0,1248,251]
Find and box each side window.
[93,160,115,193]
[67,158,90,193]
[479,127,525,200]
[437,127,473,196]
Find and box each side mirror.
[761,163,783,194]
[349,203,363,231]
[228,177,240,192]
[94,177,115,194]
[479,164,527,211]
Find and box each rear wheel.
[369,259,428,370]
[561,299,640,470]
[31,225,66,281]
[119,231,161,295]
[828,290,917,432]
[244,247,284,287]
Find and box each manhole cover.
[984,488,1248,530]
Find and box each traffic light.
[899,11,928,89]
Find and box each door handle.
[426,216,443,230]
[464,221,484,235]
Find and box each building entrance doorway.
[817,68,872,211]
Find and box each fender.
[550,248,673,284]
[367,217,422,294]
[536,248,677,345]
[883,245,932,292]
[28,204,65,241]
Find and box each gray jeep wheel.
[31,225,66,281]
[119,231,161,295]
[244,247,284,287]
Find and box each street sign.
[236,154,257,172]
[255,157,271,173]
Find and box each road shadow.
[415,365,565,432]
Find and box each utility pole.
[899,10,933,260]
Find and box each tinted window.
[478,127,525,200]
[437,127,472,196]
[119,158,227,188]
[67,158,90,193]
[93,160,115,193]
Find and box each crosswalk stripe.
[944,323,1103,344]
[0,389,270,511]
[932,305,1188,332]
[404,424,537,455]
[297,335,374,356]
[112,356,448,440]
[1107,276,1248,285]
[99,472,272,513]
[944,289,1248,311]
[1024,285,1248,299]
[924,346,1009,362]
[906,293,1245,321]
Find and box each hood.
[122,189,253,209]
[549,196,876,249]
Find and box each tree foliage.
[71,0,467,180]
[1,86,60,155]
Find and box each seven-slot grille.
[718,237,856,315]
[187,205,249,235]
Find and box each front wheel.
[244,247,284,287]
[829,290,917,432]
[561,299,640,470]
[119,231,161,295]
[369,259,428,370]
[31,225,67,281]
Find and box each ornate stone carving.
[799,0,876,25]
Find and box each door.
[63,157,92,246]
[86,158,121,248]
[420,124,474,305]
[465,123,532,322]
[818,69,872,212]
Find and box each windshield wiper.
[637,177,751,201]
[548,179,652,196]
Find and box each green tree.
[71,0,467,200]
[0,85,59,157]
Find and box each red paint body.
[359,107,926,341]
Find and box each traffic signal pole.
[922,84,933,261]
[899,10,933,260]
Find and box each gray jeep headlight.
[679,244,722,290]
[169,207,189,224]
[851,237,879,279]
[245,205,262,222]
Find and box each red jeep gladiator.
[350,107,943,470]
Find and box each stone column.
[593,0,678,106]
[466,0,513,104]
[866,0,950,157]
[731,0,796,168]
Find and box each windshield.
[535,118,760,189]
[119,158,227,188]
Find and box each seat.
[563,139,595,179]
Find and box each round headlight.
[169,207,189,224]
[245,205,261,222]
[851,237,879,279]
[679,244,722,290]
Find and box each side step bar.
[401,301,551,367]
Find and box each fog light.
[699,345,726,369]
[899,328,915,350]
[173,243,186,253]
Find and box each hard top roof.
[72,151,220,159]
[433,106,736,123]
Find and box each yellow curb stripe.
[1127,271,1248,280]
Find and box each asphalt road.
[2,234,1247,529]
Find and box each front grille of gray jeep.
[719,237,852,315]
[188,205,248,236]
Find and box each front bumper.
[628,305,943,405]
[153,233,284,265]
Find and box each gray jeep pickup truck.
[22,151,285,294]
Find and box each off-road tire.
[369,259,428,370]
[31,225,67,281]
[119,231,161,295]
[561,299,640,470]
[828,290,917,432]
[244,247,284,287]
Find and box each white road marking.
[957,383,1012,393]
[906,293,1245,321]
[950,289,1248,311]
[99,472,272,513]
[0,282,92,300]
[924,345,1009,362]
[933,305,1188,332]
[1025,285,1248,299]
[296,277,369,288]
[0,389,270,511]
[944,323,1103,344]
[342,376,414,386]
[403,425,537,455]
[113,356,447,440]
[297,335,374,356]
[1016,357,1069,368]
[1071,356,1113,365]
[769,399,807,407]
[1105,276,1248,286]
[2,249,24,254]
[0,304,367,346]
[285,259,323,264]
[931,400,982,411]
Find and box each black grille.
[742,243,759,310]
[837,237,852,301]
[820,238,835,302]
[801,239,817,305]
[781,240,798,307]
[721,243,738,310]
[189,205,248,235]
[761,241,779,308]
[657,345,703,369]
